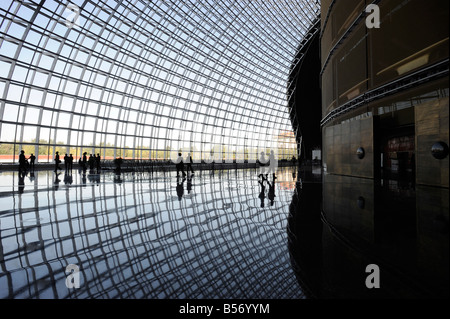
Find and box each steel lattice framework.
[0,0,320,163]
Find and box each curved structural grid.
[0,0,320,164]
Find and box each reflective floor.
[1,165,448,299]
[289,170,449,299]
[0,166,302,299]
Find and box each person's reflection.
[88,171,94,183]
[54,172,61,190]
[114,171,122,184]
[187,174,193,194]
[176,175,186,200]
[94,172,100,185]
[258,175,266,208]
[267,177,276,206]
[64,171,73,185]
[267,150,276,179]
[18,171,25,194]
[29,171,35,183]
[81,170,87,186]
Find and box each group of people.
[18,150,101,173]
[18,149,281,208]
[175,152,194,177]
[258,150,277,179]
[78,152,101,172]
[174,152,195,201]
[17,150,35,193]
[18,150,36,173]
[53,152,75,172]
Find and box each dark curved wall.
[320,0,449,186]
[288,24,322,163]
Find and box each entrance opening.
[379,108,416,189]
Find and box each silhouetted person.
[18,150,26,173]
[88,154,94,171]
[176,152,186,177]
[114,157,123,174]
[291,155,296,166]
[64,153,69,171]
[80,152,86,171]
[186,153,194,174]
[96,153,101,172]
[68,154,74,171]
[176,176,186,200]
[29,153,36,171]
[54,152,61,172]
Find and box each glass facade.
[0,0,320,164]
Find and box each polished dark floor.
[1,165,448,299]
[289,169,449,299]
[0,166,302,299]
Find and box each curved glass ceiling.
[0,0,320,163]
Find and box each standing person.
[29,153,36,171]
[176,152,186,177]
[82,152,88,171]
[54,151,61,172]
[88,154,94,171]
[96,153,101,172]
[64,153,69,171]
[68,154,74,171]
[18,150,26,173]
[185,153,194,174]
